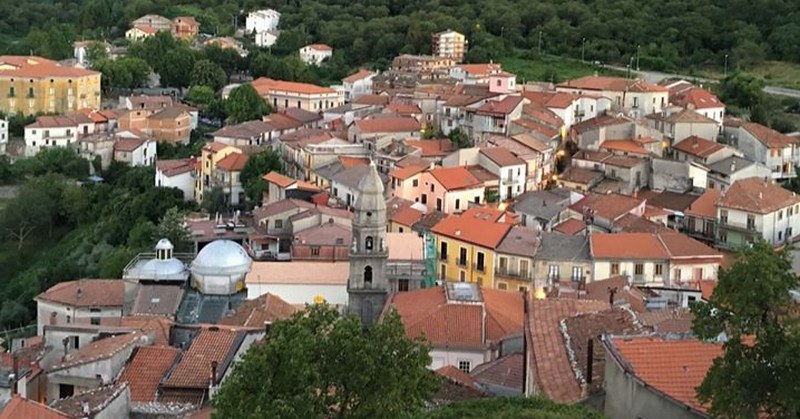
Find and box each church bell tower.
[347,161,389,324]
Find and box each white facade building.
[155,158,196,201]
[300,44,333,66]
[24,114,94,157]
[245,9,280,33]
[255,30,279,48]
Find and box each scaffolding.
[423,232,438,288]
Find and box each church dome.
[189,240,252,295]
[139,258,186,279]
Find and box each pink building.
[489,72,517,94]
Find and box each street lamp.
[581,37,586,62]
[724,54,729,77]
[636,45,641,71]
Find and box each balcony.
[495,267,532,280]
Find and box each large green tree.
[224,84,271,124]
[190,59,228,92]
[154,206,191,253]
[239,149,283,204]
[691,240,800,417]
[213,304,438,418]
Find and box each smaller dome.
[139,258,186,279]
[155,239,174,251]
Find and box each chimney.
[210,360,219,386]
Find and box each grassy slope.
[500,53,629,85]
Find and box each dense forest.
[1,0,799,73]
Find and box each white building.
[73,40,111,67]
[342,69,375,102]
[24,114,94,157]
[155,158,196,201]
[299,44,333,66]
[245,9,280,34]
[557,76,669,119]
[113,137,156,166]
[717,177,800,248]
[34,279,125,335]
[255,30,279,48]
[0,118,7,154]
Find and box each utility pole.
[581,37,586,62]
[538,30,543,55]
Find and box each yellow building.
[195,141,242,203]
[430,206,516,288]
[432,30,467,63]
[0,56,101,116]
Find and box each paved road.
[603,65,800,98]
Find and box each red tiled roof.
[120,316,174,347]
[658,232,722,260]
[428,166,482,191]
[673,87,724,110]
[353,94,391,106]
[470,353,524,392]
[475,96,524,116]
[431,207,514,249]
[114,138,147,152]
[684,189,720,220]
[157,158,195,177]
[553,218,586,235]
[251,77,336,95]
[718,177,800,214]
[600,139,651,156]
[342,69,375,83]
[36,279,124,307]
[218,293,298,327]
[389,286,524,349]
[571,114,630,134]
[391,205,425,227]
[521,104,564,127]
[0,55,99,78]
[0,395,68,419]
[528,298,611,402]
[216,152,248,172]
[558,76,668,93]
[386,103,422,115]
[511,119,560,139]
[203,141,232,153]
[606,336,722,413]
[119,346,181,402]
[164,327,240,389]
[306,43,332,51]
[389,165,425,180]
[405,139,456,157]
[569,193,643,221]
[436,365,480,389]
[262,171,295,187]
[354,117,421,133]
[742,122,799,148]
[559,167,604,185]
[591,233,668,259]
[673,136,724,158]
[338,156,370,169]
[480,147,526,167]
[455,63,501,77]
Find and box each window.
[458,247,468,266]
[436,198,442,211]
[440,264,446,280]
[311,246,320,256]
[675,268,682,279]
[459,270,466,282]
[610,263,620,275]
[455,199,460,210]
[476,252,485,272]
[365,236,374,250]
[497,282,508,290]
[458,360,471,373]
[474,196,480,203]
[779,231,783,241]
[430,184,435,192]
[520,260,529,277]
[634,264,644,275]
[398,279,410,292]
[421,194,427,204]
[572,266,582,281]
[779,210,784,220]
[412,179,418,187]
[548,264,559,280]
[364,266,373,286]
[519,286,528,292]
[274,219,283,229]
[8,86,14,97]
[66,315,71,324]
[655,264,663,276]
[747,215,755,230]
[496,79,501,87]
[694,268,704,279]
[440,242,448,260]
[720,210,728,224]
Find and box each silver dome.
[155,238,174,251]
[139,258,186,279]
[190,240,252,276]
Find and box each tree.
[201,186,227,215]
[93,57,151,92]
[224,84,271,124]
[213,304,438,418]
[159,48,196,89]
[190,59,228,92]
[1,179,58,250]
[185,85,216,107]
[691,240,800,417]
[154,207,191,253]
[418,397,604,419]
[719,72,767,118]
[239,149,283,203]
[448,128,471,149]
[85,41,109,64]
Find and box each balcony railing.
[495,268,532,280]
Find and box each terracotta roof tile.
[454,63,502,77]
[386,103,422,115]
[36,279,124,307]
[673,136,724,157]
[114,138,147,152]
[164,328,241,389]
[0,55,99,78]
[215,152,248,172]
[718,177,800,214]
[570,114,630,134]
[428,166,482,191]
[338,156,370,169]
[306,43,332,51]
[599,139,651,156]
[218,293,298,328]
[342,69,375,83]
[658,232,721,260]
[431,207,514,249]
[558,76,668,93]
[251,77,336,95]
[389,165,425,180]
[591,233,668,259]
[120,316,174,347]
[605,155,646,168]
[559,167,604,185]
[636,308,694,333]
[673,87,724,110]
[569,193,643,221]
[49,383,129,418]
[203,141,232,153]
[0,395,68,419]
[354,117,421,133]
[470,353,524,392]
[511,118,560,139]
[480,147,526,167]
[475,96,524,116]
[528,298,611,402]
[262,171,295,187]
[742,122,799,148]
[436,365,479,389]
[390,205,424,227]
[118,346,181,402]
[553,218,587,235]
[605,336,721,413]
[353,94,391,106]
[404,139,456,157]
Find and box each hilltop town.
[0,4,798,419]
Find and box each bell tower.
[347,161,389,324]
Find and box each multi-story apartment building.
[252,78,342,112]
[716,177,800,248]
[0,56,101,115]
[195,141,243,203]
[24,113,94,157]
[246,9,280,33]
[725,121,800,181]
[432,30,467,62]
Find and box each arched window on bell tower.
[364,266,373,287]
[365,236,374,251]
